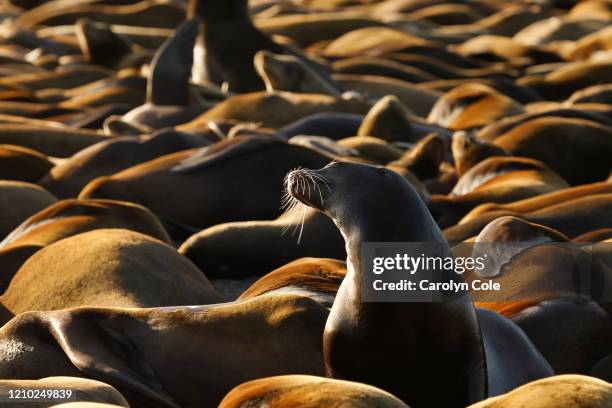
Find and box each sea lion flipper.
[75,18,133,68]
[148,17,200,106]
[50,310,179,407]
[172,135,285,173]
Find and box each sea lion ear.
[75,18,132,68]
[48,309,178,407]
[103,116,151,136]
[147,17,200,106]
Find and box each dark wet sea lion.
[79,136,332,230]
[0,143,53,182]
[0,229,223,321]
[189,0,285,92]
[0,181,56,240]
[219,375,409,408]
[40,129,209,198]
[468,375,612,408]
[0,294,328,407]
[286,162,552,407]
[388,133,446,181]
[179,206,344,279]
[277,112,363,140]
[75,18,136,69]
[238,258,345,307]
[0,377,129,407]
[492,117,612,185]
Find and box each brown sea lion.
[492,117,612,185]
[331,56,438,83]
[356,95,415,142]
[461,181,612,223]
[0,293,328,407]
[0,377,129,407]
[452,131,508,177]
[40,129,210,198]
[1,229,223,322]
[453,35,562,66]
[320,26,433,58]
[518,60,612,101]
[408,3,486,26]
[565,25,612,60]
[0,67,111,92]
[16,0,185,29]
[514,16,608,46]
[0,198,172,288]
[285,162,552,407]
[428,83,524,130]
[0,144,53,182]
[0,181,56,240]
[257,12,386,47]
[238,257,345,306]
[567,83,612,105]
[178,91,370,130]
[219,375,409,408]
[79,136,331,230]
[468,375,612,408]
[337,136,403,164]
[575,228,612,243]
[444,193,612,244]
[0,124,108,157]
[429,156,569,228]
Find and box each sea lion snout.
[285,168,330,211]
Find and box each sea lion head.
[284,161,440,241]
[255,50,304,93]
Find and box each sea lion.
[40,129,210,198]
[492,117,612,185]
[332,56,438,83]
[238,257,346,306]
[254,50,342,97]
[0,143,53,182]
[356,95,415,143]
[518,60,612,101]
[105,19,214,134]
[452,131,508,177]
[564,25,612,61]
[0,294,328,407]
[444,193,612,244]
[428,83,524,130]
[179,206,344,279]
[320,26,433,58]
[0,377,129,407]
[575,228,612,243]
[0,198,172,288]
[79,136,332,231]
[461,181,612,223]
[514,16,608,47]
[286,162,552,407]
[188,0,285,92]
[567,83,612,105]
[0,181,56,240]
[219,375,409,408]
[277,112,363,140]
[75,18,142,69]
[0,229,223,322]
[178,91,370,130]
[388,133,447,180]
[429,156,569,228]
[337,136,403,164]
[467,375,612,408]
[0,124,108,157]
[592,354,612,381]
